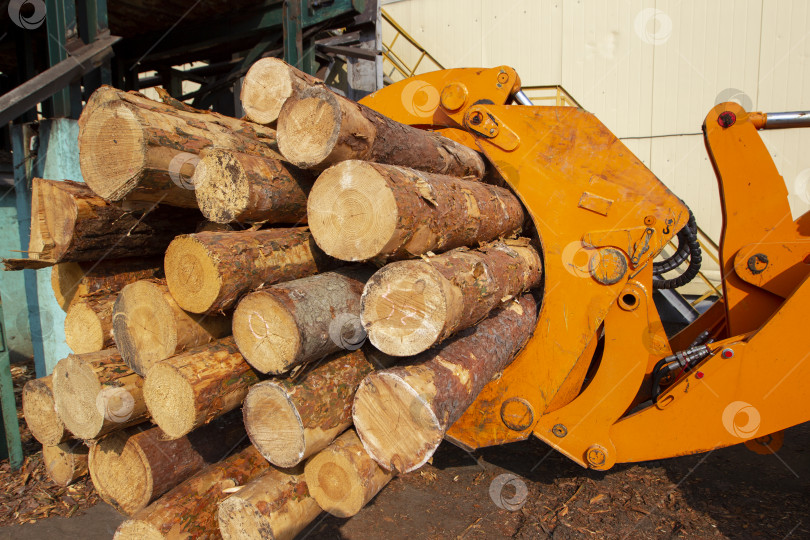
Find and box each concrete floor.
[0,503,125,540]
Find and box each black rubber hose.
[651,360,680,403]
[653,211,697,275]
[653,212,702,289]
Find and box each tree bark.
[233,266,374,374]
[217,466,321,540]
[51,258,163,311]
[353,294,537,473]
[164,228,336,314]
[65,292,117,353]
[241,57,323,126]
[307,160,524,262]
[193,148,313,224]
[277,85,485,177]
[243,347,394,468]
[362,239,542,356]
[22,375,69,446]
[43,441,89,486]
[52,348,149,440]
[17,178,201,265]
[113,445,271,540]
[143,337,260,439]
[112,280,231,376]
[78,86,279,207]
[88,411,246,515]
[304,429,393,518]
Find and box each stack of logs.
[11,57,543,539]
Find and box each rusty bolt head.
[586,445,608,468]
[644,215,656,226]
[552,424,568,438]
[718,111,737,128]
[469,111,484,125]
[497,72,509,84]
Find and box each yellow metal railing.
[520,85,582,108]
[381,8,444,82]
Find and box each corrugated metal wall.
[382,0,810,254]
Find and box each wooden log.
[233,266,374,374]
[164,228,336,314]
[51,258,163,311]
[20,178,201,265]
[22,375,69,446]
[112,280,231,375]
[113,445,271,540]
[304,429,393,518]
[307,160,524,262]
[243,347,393,468]
[217,466,321,540]
[362,239,542,356]
[143,337,260,439]
[42,441,89,486]
[78,86,279,207]
[193,148,312,224]
[88,412,247,515]
[241,57,322,126]
[353,294,537,473]
[277,85,485,177]
[65,292,117,353]
[52,348,149,440]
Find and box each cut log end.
[89,430,153,514]
[113,281,178,373]
[163,236,222,313]
[52,355,106,440]
[217,497,276,540]
[78,103,146,201]
[193,149,250,224]
[241,58,299,125]
[277,89,341,168]
[43,442,89,486]
[113,521,163,540]
[142,363,196,439]
[353,373,441,474]
[307,161,398,261]
[243,383,305,467]
[362,262,448,357]
[52,262,84,310]
[232,291,301,374]
[65,302,106,354]
[23,379,66,446]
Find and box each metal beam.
[0,292,23,470]
[0,34,120,126]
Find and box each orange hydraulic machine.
[360,66,810,469]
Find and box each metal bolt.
[489,128,496,134]
[695,371,704,379]
[721,348,734,359]
[552,424,567,438]
[718,111,737,128]
[586,445,607,468]
[469,111,484,125]
[497,72,509,84]
[644,215,656,226]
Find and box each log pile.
[12,59,542,538]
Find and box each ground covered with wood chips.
[2,355,808,539]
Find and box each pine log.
[112,280,231,375]
[78,86,278,207]
[22,376,69,446]
[233,266,374,374]
[277,85,485,177]
[362,239,542,356]
[307,160,524,262]
[51,258,163,311]
[143,337,260,439]
[65,292,117,353]
[52,348,149,440]
[218,466,321,540]
[353,294,537,473]
[241,57,322,126]
[42,441,89,486]
[243,347,393,468]
[20,178,201,265]
[164,228,336,314]
[193,148,312,224]
[89,412,247,515]
[304,429,393,518]
[113,445,271,540]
